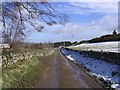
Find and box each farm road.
[34,49,104,88]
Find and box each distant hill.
[53,31,120,47]
[78,31,120,44]
[87,33,120,43]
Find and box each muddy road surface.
[34,49,104,88]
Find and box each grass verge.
[2,57,43,88]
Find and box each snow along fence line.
[60,48,120,88]
[65,48,120,65]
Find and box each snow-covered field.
[61,48,120,88]
[69,41,119,53]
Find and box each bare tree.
[1,1,67,51]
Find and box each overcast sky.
[27,0,118,43]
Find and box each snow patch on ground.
[70,41,119,53]
[61,48,120,88]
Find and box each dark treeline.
[53,41,72,48]
[78,30,120,44]
[88,34,120,43]
[25,41,74,48]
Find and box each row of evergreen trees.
[87,30,120,43]
[77,30,120,44]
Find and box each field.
[69,41,119,53]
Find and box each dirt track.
[34,49,104,88]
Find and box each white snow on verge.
[61,48,120,88]
[70,41,119,53]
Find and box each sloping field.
[70,41,119,53]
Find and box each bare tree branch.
[1,1,67,50]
